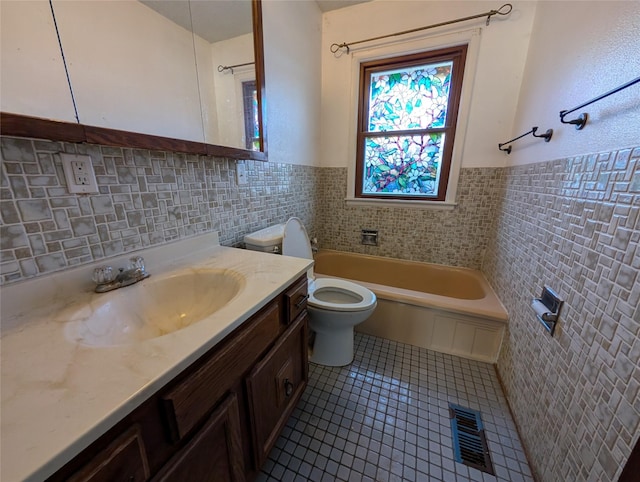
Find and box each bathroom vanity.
[51,275,308,482]
[0,234,312,482]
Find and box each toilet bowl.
[282,218,377,367]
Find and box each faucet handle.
[129,256,146,273]
[93,266,114,284]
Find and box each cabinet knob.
[284,378,293,397]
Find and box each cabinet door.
[246,313,308,468]
[152,393,244,482]
[67,425,149,482]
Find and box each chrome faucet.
[93,256,150,293]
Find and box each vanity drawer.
[283,276,308,324]
[162,300,281,442]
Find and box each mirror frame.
[0,0,267,162]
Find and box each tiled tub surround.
[0,234,312,481]
[316,167,504,270]
[483,147,640,481]
[0,136,319,285]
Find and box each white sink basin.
[64,269,245,346]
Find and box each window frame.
[242,80,260,151]
[355,45,468,202]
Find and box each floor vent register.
[449,403,495,475]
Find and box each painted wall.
[508,1,640,166]
[262,0,322,166]
[320,0,537,169]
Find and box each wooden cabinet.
[67,426,149,482]
[51,275,308,482]
[161,302,281,443]
[152,393,244,482]
[247,313,308,467]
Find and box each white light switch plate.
[61,153,99,193]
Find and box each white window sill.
[345,198,457,210]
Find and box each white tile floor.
[258,333,534,482]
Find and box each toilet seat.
[282,218,376,313]
[308,278,377,312]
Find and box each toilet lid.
[283,217,313,260]
[308,278,377,312]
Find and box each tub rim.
[314,249,509,323]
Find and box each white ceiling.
[141,0,371,44]
[140,1,253,44]
[316,0,370,13]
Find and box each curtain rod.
[217,62,255,74]
[498,126,553,154]
[330,3,512,55]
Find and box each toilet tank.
[244,224,285,253]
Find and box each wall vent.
[449,403,495,475]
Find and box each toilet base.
[309,326,354,367]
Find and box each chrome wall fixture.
[559,75,640,130]
[498,126,553,154]
[361,229,379,246]
[531,286,563,336]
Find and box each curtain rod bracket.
[558,76,639,131]
[531,126,553,142]
[559,111,588,130]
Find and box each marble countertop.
[0,234,312,482]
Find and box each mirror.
[0,0,265,159]
[143,0,259,150]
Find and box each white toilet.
[244,218,377,366]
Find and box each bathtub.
[313,249,508,363]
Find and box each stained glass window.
[364,134,445,195]
[356,46,467,201]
